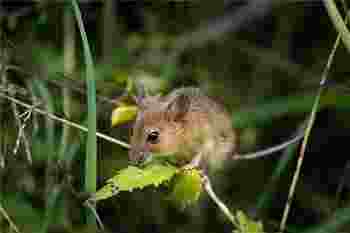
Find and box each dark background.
[1,1,350,233]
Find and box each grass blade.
[71,0,97,228]
[323,0,350,53]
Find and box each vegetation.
[1,1,350,233]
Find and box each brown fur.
[129,87,237,169]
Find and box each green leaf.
[111,105,138,127]
[112,68,131,84]
[71,0,98,227]
[233,210,265,233]
[168,169,203,209]
[89,164,177,202]
[142,152,181,166]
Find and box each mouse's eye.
[146,130,160,144]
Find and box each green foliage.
[71,0,98,227]
[89,162,267,232]
[112,164,177,191]
[31,47,64,78]
[232,90,350,129]
[233,210,265,233]
[3,2,350,232]
[256,143,298,210]
[89,163,177,202]
[160,62,177,82]
[143,152,181,165]
[112,68,131,85]
[111,105,138,127]
[89,162,203,209]
[2,193,44,233]
[168,169,202,209]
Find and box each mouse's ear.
[164,92,191,121]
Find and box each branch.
[323,0,350,53]
[202,174,239,228]
[0,91,130,149]
[279,5,347,232]
[234,131,304,160]
[0,202,21,233]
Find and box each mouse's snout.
[129,148,149,165]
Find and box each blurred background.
[1,1,350,233]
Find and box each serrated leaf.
[112,164,177,191]
[142,152,180,166]
[88,182,120,202]
[89,164,178,202]
[111,105,138,127]
[233,210,265,233]
[168,169,203,209]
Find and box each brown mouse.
[128,86,304,170]
[128,87,237,170]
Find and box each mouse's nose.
[129,149,148,165]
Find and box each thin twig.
[3,62,33,162]
[255,122,306,212]
[202,174,239,228]
[234,131,304,160]
[5,64,116,105]
[27,83,40,134]
[278,10,346,233]
[11,99,39,164]
[323,0,350,53]
[0,82,28,98]
[0,91,130,149]
[84,200,105,231]
[0,202,21,233]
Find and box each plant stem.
[71,0,97,229]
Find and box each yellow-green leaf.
[111,105,138,127]
[233,210,265,233]
[112,164,177,191]
[112,69,130,84]
[168,169,203,209]
[88,182,119,202]
[88,164,177,202]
